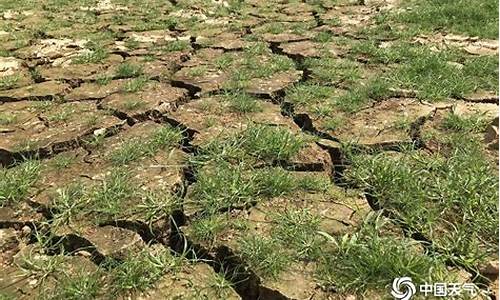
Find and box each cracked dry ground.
[0,0,499,299]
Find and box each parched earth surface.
[0,0,498,299]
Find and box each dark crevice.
[168,226,290,300]
[98,219,169,244]
[190,36,202,51]
[170,79,202,98]
[312,11,325,27]
[0,219,38,230]
[281,102,339,142]
[458,95,499,104]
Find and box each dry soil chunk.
[0,205,44,227]
[0,101,123,158]
[100,82,188,119]
[17,38,88,60]
[82,226,144,259]
[313,99,436,146]
[246,70,302,97]
[0,81,70,102]
[39,63,111,81]
[65,79,128,101]
[138,263,241,299]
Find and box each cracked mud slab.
[65,79,130,101]
[0,249,97,299]
[413,33,499,56]
[99,81,188,121]
[321,99,435,146]
[31,121,186,209]
[137,259,241,300]
[0,81,71,102]
[170,96,331,169]
[421,101,499,164]
[172,49,301,96]
[0,204,44,228]
[183,184,370,299]
[0,101,124,165]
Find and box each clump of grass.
[264,22,286,34]
[122,99,146,111]
[243,42,269,56]
[271,209,322,260]
[47,106,75,122]
[0,113,17,125]
[109,125,183,164]
[106,248,177,296]
[0,292,14,300]
[313,31,333,43]
[124,76,149,93]
[253,167,297,198]
[186,65,208,77]
[241,55,295,78]
[189,214,246,246]
[95,75,112,86]
[136,191,177,224]
[191,163,256,215]
[316,213,449,294]
[115,63,144,79]
[90,170,136,220]
[441,112,490,133]
[47,269,103,300]
[286,83,334,106]
[161,40,189,52]
[29,68,43,83]
[50,183,86,228]
[387,49,470,100]
[332,78,389,112]
[125,38,140,50]
[295,175,331,192]
[214,54,234,70]
[304,57,361,85]
[238,124,305,162]
[110,140,147,165]
[462,55,499,93]
[191,161,325,215]
[350,42,498,100]
[323,116,344,131]
[210,272,236,298]
[238,235,291,280]
[222,91,262,113]
[0,160,40,206]
[0,75,19,90]
[394,0,498,39]
[73,48,108,64]
[197,124,305,164]
[345,135,499,268]
[31,101,53,112]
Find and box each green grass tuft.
[115,63,144,79]
[0,160,40,206]
[317,213,449,294]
